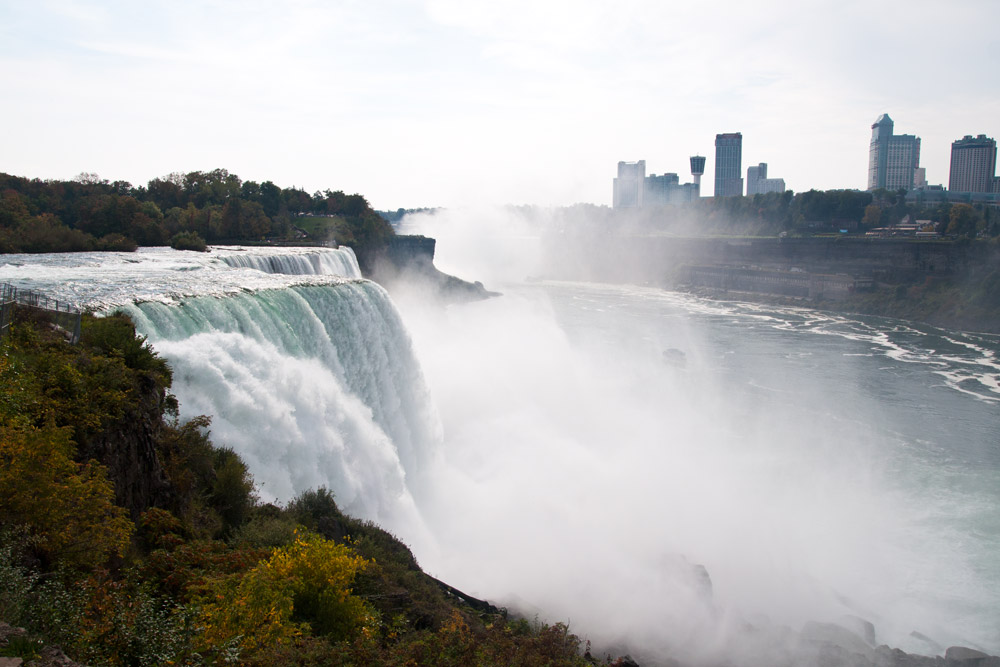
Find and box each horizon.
[2,0,998,210]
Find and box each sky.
[1,0,998,209]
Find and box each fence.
[0,283,82,344]
[0,284,15,341]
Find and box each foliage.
[0,309,608,666]
[1,170,396,260]
[170,230,208,252]
[946,203,983,237]
[0,424,132,568]
[195,533,375,654]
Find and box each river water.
[1,247,997,661]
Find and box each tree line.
[567,188,998,238]
[0,169,395,257]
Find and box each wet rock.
[944,646,990,662]
[910,632,944,656]
[835,615,877,647]
[801,621,876,660]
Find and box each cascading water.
[217,246,362,279]
[122,282,439,516]
[2,241,998,663]
[0,247,437,527]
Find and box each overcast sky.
[2,0,998,208]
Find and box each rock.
[837,615,877,646]
[31,646,87,667]
[0,658,24,667]
[944,646,990,662]
[0,623,27,643]
[801,621,876,660]
[910,632,944,656]
[874,644,944,667]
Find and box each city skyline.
[1,0,998,209]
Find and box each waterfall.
[122,280,439,523]
[216,246,362,278]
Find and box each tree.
[862,203,883,228]
[946,204,982,238]
[0,423,133,569]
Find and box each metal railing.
[0,284,15,342]
[0,283,82,344]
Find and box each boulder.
[945,646,990,662]
[801,621,876,660]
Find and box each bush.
[195,533,375,654]
[169,231,207,252]
[0,424,133,569]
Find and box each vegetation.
[170,231,208,252]
[0,169,396,268]
[546,188,998,240]
[0,305,611,665]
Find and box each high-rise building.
[612,159,701,208]
[949,134,997,194]
[867,114,921,191]
[746,163,786,196]
[613,161,645,208]
[715,133,743,197]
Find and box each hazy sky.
[2,0,998,208]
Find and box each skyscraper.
[746,163,766,195]
[714,133,742,197]
[949,135,997,194]
[613,161,645,208]
[867,114,921,191]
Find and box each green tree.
[0,423,133,569]
[946,204,982,237]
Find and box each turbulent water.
[1,244,997,662]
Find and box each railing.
[0,284,15,342]
[0,283,82,344]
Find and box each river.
[1,245,997,662]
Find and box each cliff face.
[369,234,498,302]
[78,370,172,520]
[543,234,1000,332]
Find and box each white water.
[2,243,997,663]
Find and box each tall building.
[612,160,701,208]
[613,160,645,208]
[746,163,786,196]
[715,133,743,197]
[949,134,997,194]
[644,172,699,205]
[867,114,921,191]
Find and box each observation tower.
[690,155,706,197]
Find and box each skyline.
[2,0,998,210]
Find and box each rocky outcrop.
[76,372,172,520]
[0,624,85,667]
[369,234,499,302]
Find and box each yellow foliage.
[0,424,133,568]
[195,532,375,654]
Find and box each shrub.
[195,533,375,654]
[0,424,133,569]
[169,231,207,252]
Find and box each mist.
[383,207,996,663]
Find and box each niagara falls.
[1,236,996,665]
[3,2,1000,663]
